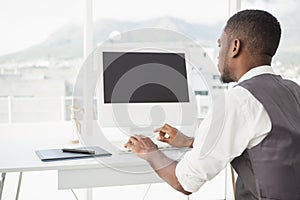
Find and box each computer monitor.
[97,47,197,129]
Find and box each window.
[0,0,83,123]
[93,0,228,58]
[0,0,232,125]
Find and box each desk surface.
[0,121,227,199]
[1,122,88,172]
[0,121,186,173]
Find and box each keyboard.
[101,126,196,153]
[111,138,176,153]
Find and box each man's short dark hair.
[225,9,281,57]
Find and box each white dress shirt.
[175,65,274,192]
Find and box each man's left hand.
[124,135,159,161]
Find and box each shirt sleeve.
[175,86,271,192]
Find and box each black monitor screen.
[103,52,189,103]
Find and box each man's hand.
[124,133,191,195]
[123,134,191,195]
[154,124,194,148]
[124,135,159,161]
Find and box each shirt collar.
[237,65,275,83]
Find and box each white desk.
[0,122,190,199]
[0,122,228,200]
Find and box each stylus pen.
[62,148,95,154]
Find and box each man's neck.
[234,55,272,82]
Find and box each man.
[125,10,300,200]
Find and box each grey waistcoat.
[231,74,300,200]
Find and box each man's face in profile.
[217,30,234,83]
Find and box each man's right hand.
[154,124,194,148]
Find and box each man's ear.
[231,39,241,58]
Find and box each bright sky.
[0,0,228,56]
[0,0,297,56]
[0,0,83,56]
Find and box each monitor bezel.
[96,44,197,127]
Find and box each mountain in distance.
[0,17,222,64]
[0,16,299,66]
